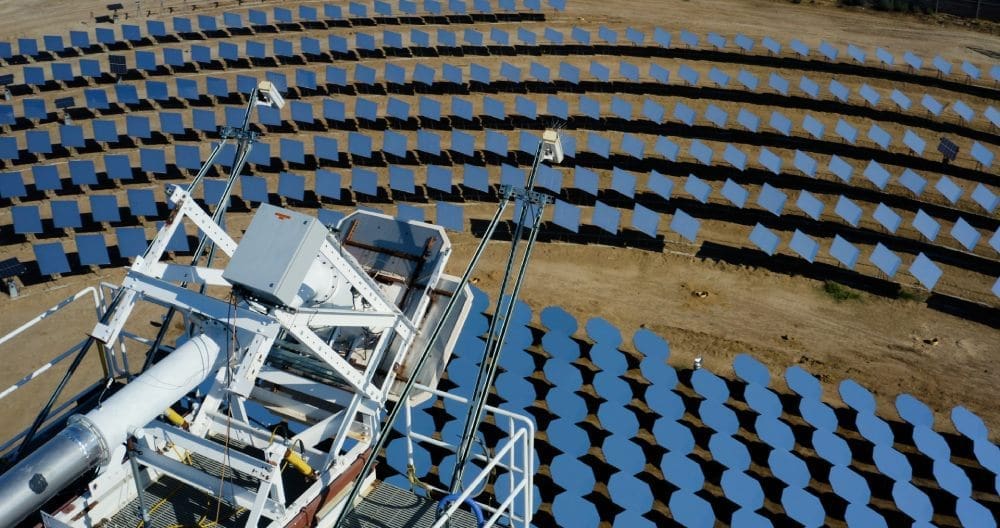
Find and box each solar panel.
[678,64,699,86]
[34,242,71,276]
[51,63,74,82]
[348,132,372,158]
[0,105,13,126]
[314,169,341,200]
[679,30,698,47]
[69,29,89,48]
[652,28,671,48]
[880,92,908,117]
[705,104,727,128]
[461,164,488,193]
[730,110,759,134]
[611,96,632,120]
[661,451,705,491]
[819,41,838,60]
[921,94,944,116]
[912,209,940,241]
[463,28,484,47]
[684,174,711,203]
[932,175,964,205]
[707,66,729,87]
[551,489,599,526]
[829,79,849,102]
[736,70,758,91]
[829,235,859,269]
[689,140,713,165]
[197,14,217,31]
[862,160,890,189]
[115,226,148,258]
[756,414,794,450]
[755,147,781,175]
[547,418,589,457]
[934,459,973,497]
[126,115,151,139]
[793,150,817,177]
[50,200,81,229]
[138,148,165,174]
[669,491,714,528]
[971,141,995,167]
[795,190,824,220]
[896,169,925,198]
[987,106,1000,127]
[834,196,863,227]
[909,253,942,290]
[351,167,378,197]
[515,96,537,120]
[674,102,696,126]
[435,202,463,232]
[866,45,892,65]
[949,99,975,123]
[276,171,305,202]
[790,229,819,262]
[748,223,780,256]
[971,184,999,214]
[867,124,892,150]
[931,55,953,76]
[836,119,858,144]
[73,234,110,266]
[24,98,47,120]
[956,497,995,528]
[630,204,660,238]
[32,165,61,191]
[950,217,980,251]
[769,449,810,488]
[592,201,620,234]
[866,446,913,482]
[26,130,52,154]
[720,179,748,208]
[382,130,408,158]
[782,488,825,528]
[785,364,821,399]
[802,114,825,140]
[485,130,508,157]
[0,171,26,198]
[649,63,669,83]
[770,111,791,135]
[854,84,880,107]
[952,406,989,441]
[830,466,873,507]
[799,76,819,98]
[757,184,787,216]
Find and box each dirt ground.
[0,0,998,451]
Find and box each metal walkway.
[342,481,480,528]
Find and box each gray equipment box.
[223,204,328,306]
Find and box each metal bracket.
[273,311,381,402]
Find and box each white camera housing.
[256,81,286,110]
[541,129,564,164]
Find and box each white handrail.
[0,287,100,348]
[0,340,86,401]
[409,383,535,528]
[0,287,103,402]
[429,428,527,528]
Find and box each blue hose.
[436,493,485,527]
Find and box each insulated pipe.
[0,331,224,527]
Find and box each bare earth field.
[0,0,998,462]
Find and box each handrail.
[409,383,535,528]
[0,340,86,401]
[0,287,101,349]
[0,287,103,402]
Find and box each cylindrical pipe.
[0,331,224,527]
[0,421,103,527]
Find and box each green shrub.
[823,281,861,301]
